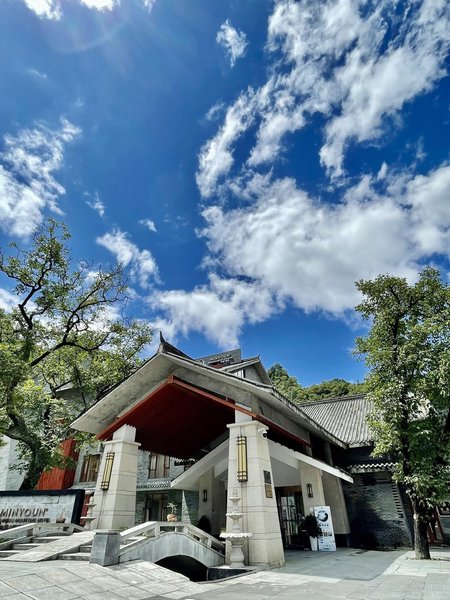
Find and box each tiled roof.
[300,395,373,447]
[348,462,396,473]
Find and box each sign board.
[0,490,84,530]
[314,505,336,551]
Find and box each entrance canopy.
[97,375,310,459]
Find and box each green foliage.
[355,267,450,557]
[268,364,366,403]
[0,219,153,488]
[267,363,307,402]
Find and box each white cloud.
[320,3,450,176]
[151,1,450,348]
[86,193,106,218]
[201,166,450,314]
[196,89,257,197]
[149,274,275,347]
[0,119,80,238]
[155,160,450,346]
[0,288,18,312]
[24,0,61,20]
[197,0,450,193]
[97,229,158,289]
[22,0,155,19]
[139,218,157,233]
[26,68,48,80]
[216,20,248,67]
[79,0,118,10]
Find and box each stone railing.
[90,520,225,566]
[119,521,224,554]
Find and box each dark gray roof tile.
[301,395,372,446]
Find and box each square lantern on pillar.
[306,483,314,498]
[236,435,248,482]
[100,452,115,490]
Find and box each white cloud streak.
[23,0,61,20]
[153,162,450,346]
[197,0,450,190]
[175,1,450,347]
[216,20,248,67]
[97,229,158,289]
[150,275,275,347]
[0,119,80,238]
[22,0,155,18]
[139,218,157,233]
[86,193,106,218]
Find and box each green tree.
[304,378,367,402]
[267,363,307,402]
[355,267,450,559]
[0,219,153,489]
[268,364,366,403]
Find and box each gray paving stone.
[58,579,106,596]
[0,582,17,598]
[139,583,179,595]
[88,574,131,591]
[38,571,82,585]
[109,571,153,585]
[113,585,156,599]
[80,592,124,600]
[3,574,50,593]
[26,586,80,600]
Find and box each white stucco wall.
[0,437,25,490]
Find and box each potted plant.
[166,501,178,522]
[304,513,320,551]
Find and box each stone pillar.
[299,462,326,513]
[90,530,121,566]
[227,420,284,568]
[93,424,140,530]
[322,472,350,536]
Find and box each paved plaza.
[0,547,448,600]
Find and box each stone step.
[33,536,69,544]
[58,552,90,561]
[0,550,22,558]
[12,543,40,550]
[78,545,92,552]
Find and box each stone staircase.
[0,531,73,559]
[0,523,92,562]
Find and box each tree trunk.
[19,448,48,490]
[411,499,431,559]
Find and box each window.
[80,454,100,483]
[148,453,170,479]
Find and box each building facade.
[70,337,352,567]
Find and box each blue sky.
[0,0,449,385]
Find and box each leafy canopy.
[268,363,366,403]
[0,219,153,488]
[355,267,450,509]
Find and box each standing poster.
[313,505,336,551]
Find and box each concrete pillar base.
[90,530,121,566]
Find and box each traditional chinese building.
[70,335,353,567]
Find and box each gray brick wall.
[343,472,412,549]
[181,490,199,525]
[135,491,146,525]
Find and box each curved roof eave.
[71,349,347,449]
